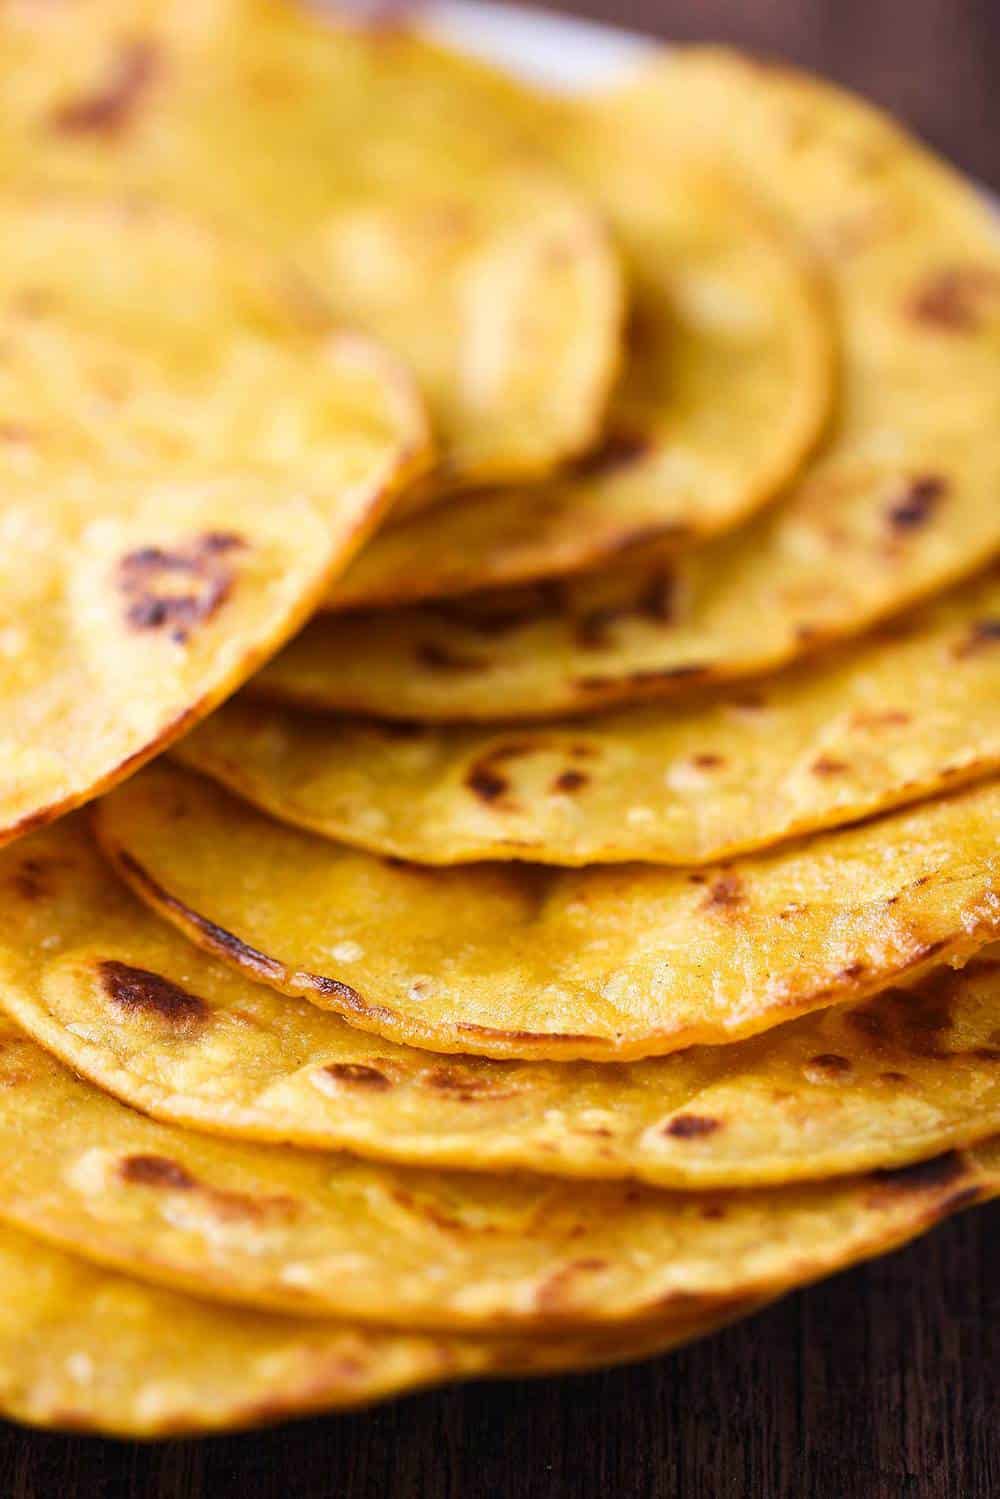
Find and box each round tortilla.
[0,1004,993,1333]
[0,0,622,501]
[0,1222,760,1437]
[257,50,1000,720]
[179,572,1000,867]
[323,145,833,610]
[0,193,429,848]
[94,763,1000,1062]
[3,823,999,1187]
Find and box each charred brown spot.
[885,475,947,532]
[701,872,745,915]
[422,1067,517,1102]
[845,968,998,1067]
[635,571,676,624]
[118,532,247,644]
[879,1071,910,1085]
[119,1154,196,1191]
[121,1151,299,1222]
[692,753,725,770]
[574,609,621,651]
[50,41,161,137]
[663,1114,721,1139]
[908,266,1000,331]
[805,1053,853,1079]
[100,960,207,1027]
[574,569,675,650]
[571,429,651,481]
[465,764,510,803]
[415,641,486,673]
[427,584,564,639]
[534,1258,610,1313]
[811,755,850,776]
[552,769,588,793]
[322,1063,392,1091]
[953,618,1000,659]
[13,858,49,902]
[846,1006,885,1040]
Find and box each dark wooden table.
[4,3,997,1495]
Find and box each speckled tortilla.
[0,0,622,501]
[323,145,833,609]
[0,1005,994,1333]
[258,49,1000,720]
[0,1222,765,1437]
[95,764,1000,1062]
[4,823,999,1187]
[0,194,428,847]
[180,572,1000,867]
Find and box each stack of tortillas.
[0,0,997,1439]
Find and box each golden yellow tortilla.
[181,572,1000,867]
[0,0,622,500]
[95,764,1000,1062]
[260,49,1000,720]
[4,822,999,1187]
[0,193,428,848]
[324,144,833,609]
[0,1222,764,1437]
[0,1003,994,1332]
[301,174,624,504]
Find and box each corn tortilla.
[181,572,1000,867]
[0,195,428,847]
[0,0,622,500]
[323,144,833,609]
[3,823,999,1187]
[0,1009,994,1332]
[258,49,1000,720]
[95,764,1000,1062]
[0,1221,761,1438]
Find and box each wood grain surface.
[3,2,997,1494]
